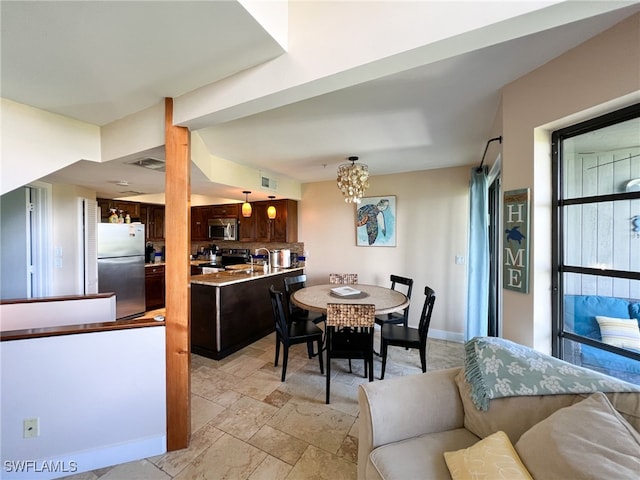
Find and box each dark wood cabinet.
[97,198,141,222]
[139,204,164,240]
[238,212,256,241]
[238,199,297,242]
[191,206,213,241]
[271,199,298,242]
[211,204,239,218]
[145,264,165,310]
[191,269,301,359]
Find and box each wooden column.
[164,97,191,450]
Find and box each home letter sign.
[503,188,530,293]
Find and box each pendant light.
[241,191,252,218]
[267,196,277,220]
[337,156,369,203]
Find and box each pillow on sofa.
[444,431,532,480]
[596,315,640,349]
[515,392,640,479]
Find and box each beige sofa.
[358,367,640,480]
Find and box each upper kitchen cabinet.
[211,204,239,218]
[97,198,141,222]
[239,199,297,243]
[191,205,213,241]
[271,199,298,242]
[140,204,165,241]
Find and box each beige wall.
[500,13,640,352]
[300,167,470,342]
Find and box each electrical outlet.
[23,418,39,438]
[455,255,465,265]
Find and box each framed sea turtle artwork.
[356,196,397,247]
[503,188,530,293]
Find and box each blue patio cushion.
[630,302,640,322]
[564,295,631,340]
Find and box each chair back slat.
[269,285,289,339]
[283,275,308,316]
[419,286,436,340]
[389,274,414,317]
[326,303,375,328]
[329,273,358,285]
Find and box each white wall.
[50,184,96,296]
[0,326,166,479]
[301,167,470,342]
[0,99,100,196]
[0,295,116,332]
[500,13,640,352]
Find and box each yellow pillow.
[444,431,532,480]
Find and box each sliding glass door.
[552,104,640,384]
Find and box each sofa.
[564,295,640,382]
[358,366,640,479]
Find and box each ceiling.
[3,1,639,202]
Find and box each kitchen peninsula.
[190,266,304,359]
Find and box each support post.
[164,97,191,450]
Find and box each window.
[552,104,640,385]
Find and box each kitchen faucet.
[255,248,271,271]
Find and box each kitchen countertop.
[190,266,303,287]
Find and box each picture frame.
[355,195,397,247]
[503,188,530,293]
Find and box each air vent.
[130,157,166,172]
[119,190,145,196]
[260,174,277,191]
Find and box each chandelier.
[336,156,369,204]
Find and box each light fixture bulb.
[242,191,252,217]
[267,196,276,219]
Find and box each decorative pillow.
[515,392,640,479]
[596,315,640,349]
[444,431,532,480]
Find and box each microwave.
[208,218,238,241]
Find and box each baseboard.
[2,435,166,479]
[428,328,465,344]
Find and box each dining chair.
[380,285,435,380]
[282,274,326,325]
[268,285,324,382]
[374,274,414,352]
[329,273,358,284]
[325,302,375,404]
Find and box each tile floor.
[63,333,464,480]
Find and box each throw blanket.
[464,336,640,411]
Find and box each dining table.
[291,283,409,315]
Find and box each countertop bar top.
[190,266,303,287]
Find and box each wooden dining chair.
[283,274,326,325]
[329,273,358,284]
[380,286,435,379]
[269,285,324,382]
[325,302,375,404]
[374,274,413,352]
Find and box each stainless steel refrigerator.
[97,223,146,319]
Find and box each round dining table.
[291,283,409,315]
